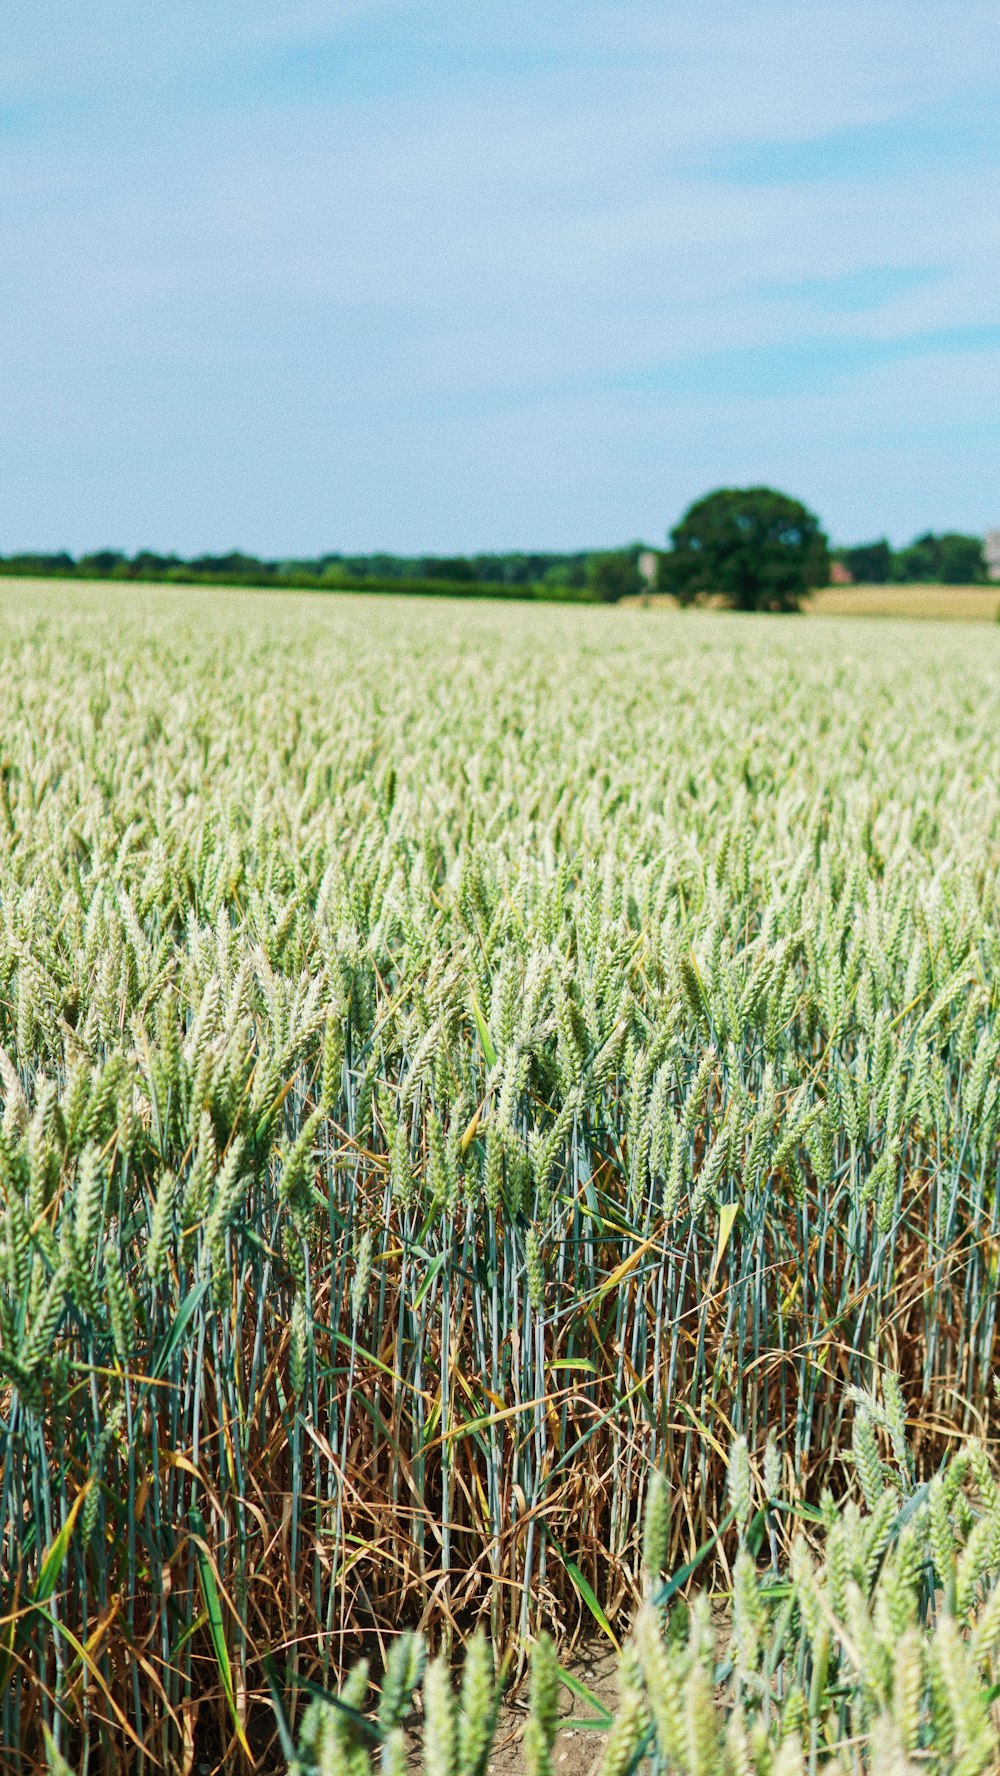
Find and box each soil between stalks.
[484,1646,619,1776]
[386,1646,622,1776]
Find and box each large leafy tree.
[662,486,830,611]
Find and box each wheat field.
[0,581,999,1772]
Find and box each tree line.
[834,532,987,585]
[0,548,603,601]
[0,492,990,612]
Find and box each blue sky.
[2,1,998,554]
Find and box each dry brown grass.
[623,584,1000,622]
[809,582,1000,621]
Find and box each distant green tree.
[662,487,829,611]
[839,539,892,583]
[421,557,476,583]
[893,532,986,584]
[541,559,589,590]
[934,532,986,583]
[586,551,643,603]
[129,551,182,578]
[351,554,400,579]
[185,553,276,583]
[0,553,76,576]
[79,550,127,577]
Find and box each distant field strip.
[809,582,1000,621]
[623,582,1000,621]
[0,584,998,1766]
